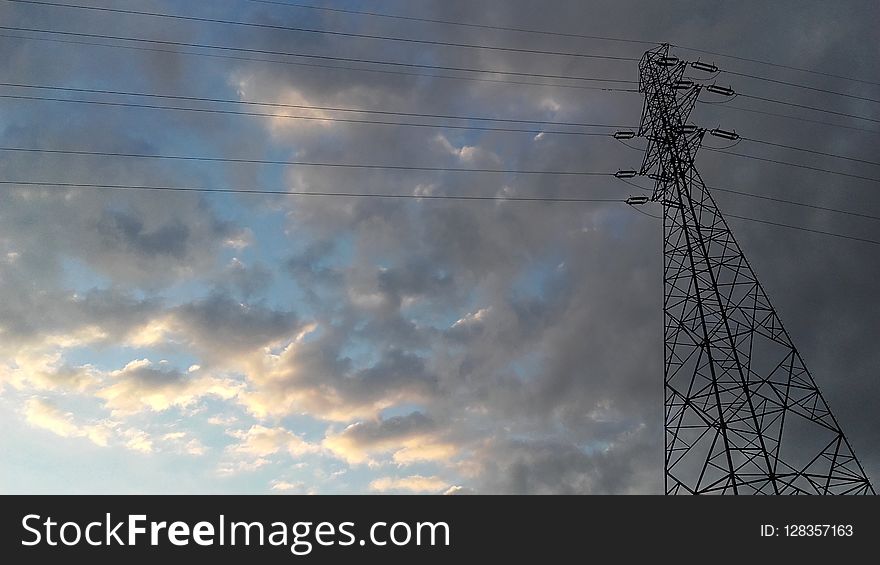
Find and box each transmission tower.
[635,44,874,494]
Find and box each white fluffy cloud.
[22,397,161,455]
[237,337,438,423]
[23,397,114,447]
[369,475,448,493]
[323,412,457,466]
[97,359,241,415]
[227,425,319,458]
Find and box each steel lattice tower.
[637,44,874,494]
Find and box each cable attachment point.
[691,60,719,73]
[656,56,680,67]
[706,83,736,96]
[710,127,739,141]
[626,195,649,206]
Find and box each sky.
[0,0,878,494]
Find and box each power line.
[621,174,880,223]
[36,91,880,214]
[5,98,876,181]
[0,32,631,93]
[8,103,877,219]
[5,0,641,62]
[0,146,616,176]
[244,0,657,47]
[25,27,875,143]
[628,204,662,220]
[673,44,880,88]
[0,93,622,137]
[0,25,635,84]
[0,180,625,203]
[0,81,632,129]
[741,137,880,168]
[724,213,880,247]
[708,184,880,222]
[4,179,877,246]
[4,6,875,244]
[246,0,880,89]
[630,173,880,222]
[709,102,880,135]
[724,70,880,105]
[0,26,638,92]
[706,148,880,183]
[739,92,880,124]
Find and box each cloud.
[0,282,159,355]
[227,425,319,458]
[238,339,438,422]
[270,480,307,492]
[433,134,501,165]
[1,0,878,494]
[125,294,301,361]
[207,414,239,426]
[369,475,448,493]
[171,294,299,357]
[468,427,657,495]
[450,306,491,330]
[161,432,209,456]
[97,359,241,415]
[233,81,337,138]
[122,428,154,454]
[0,179,244,290]
[218,258,273,298]
[442,485,475,495]
[217,458,272,477]
[21,397,213,457]
[24,398,104,443]
[96,210,192,260]
[23,397,113,448]
[0,350,99,393]
[323,412,456,466]
[217,425,316,477]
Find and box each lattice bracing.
[638,44,874,495]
